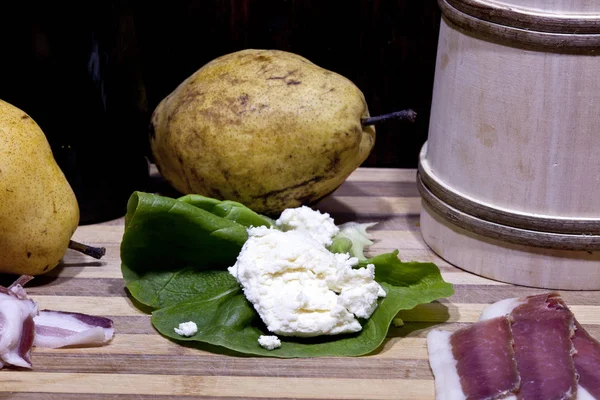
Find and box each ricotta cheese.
[258,335,281,350]
[275,205,339,247]
[228,215,386,338]
[174,321,198,337]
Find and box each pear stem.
[361,109,417,126]
[68,240,106,260]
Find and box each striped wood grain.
[3,167,599,400]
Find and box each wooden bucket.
[418,0,600,290]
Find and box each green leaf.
[120,192,248,308]
[120,192,454,357]
[125,268,241,309]
[150,250,454,358]
[178,194,275,228]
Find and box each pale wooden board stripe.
[332,181,420,197]
[44,264,505,285]
[46,264,124,279]
[27,295,600,325]
[31,334,218,356]
[318,196,422,216]
[71,224,124,242]
[29,296,146,316]
[370,230,437,250]
[70,316,600,340]
[1,373,434,399]
[26,278,539,300]
[346,167,418,183]
[442,273,505,285]
[70,229,436,254]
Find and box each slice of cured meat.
[33,310,114,349]
[509,293,577,400]
[451,316,520,399]
[0,275,115,370]
[571,321,600,400]
[427,316,520,400]
[480,293,599,400]
[428,292,595,400]
[0,276,38,369]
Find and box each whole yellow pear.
[150,49,375,215]
[0,99,79,275]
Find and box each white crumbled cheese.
[258,335,281,350]
[275,205,339,247]
[174,321,198,337]
[228,225,386,338]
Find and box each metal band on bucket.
[439,0,600,52]
[417,172,600,251]
[418,144,600,236]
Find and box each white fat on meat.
[0,277,38,369]
[478,297,526,322]
[33,310,114,349]
[0,275,115,370]
[426,329,466,400]
[0,291,37,369]
[579,387,596,400]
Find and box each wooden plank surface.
[2,167,599,400]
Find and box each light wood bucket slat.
[419,0,600,290]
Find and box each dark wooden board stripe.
[110,316,155,334]
[39,314,600,338]
[27,354,434,379]
[25,278,129,297]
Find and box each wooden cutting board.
[2,167,599,400]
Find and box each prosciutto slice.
[572,321,600,400]
[508,293,577,400]
[428,292,599,400]
[427,316,520,400]
[0,275,115,370]
[480,294,600,400]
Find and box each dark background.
[134,0,442,168]
[0,0,442,221]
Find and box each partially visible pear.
[149,49,376,215]
[0,99,80,275]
